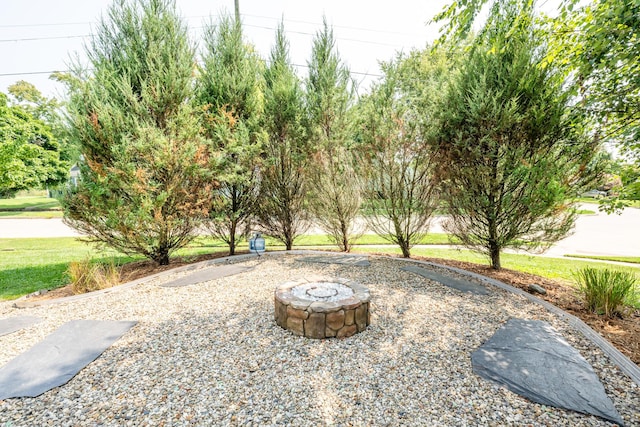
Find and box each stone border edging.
[11,249,640,386]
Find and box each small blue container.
[249,233,266,254]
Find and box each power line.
[240,13,423,38]
[0,24,414,49]
[0,71,62,77]
[0,35,87,43]
[0,12,423,38]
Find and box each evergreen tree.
[306,19,361,252]
[356,51,444,258]
[197,16,264,255]
[63,0,213,265]
[432,2,599,269]
[256,23,310,250]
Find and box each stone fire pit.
[274,277,370,339]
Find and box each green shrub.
[67,259,120,294]
[574,267,638,318]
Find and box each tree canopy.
[63,0,213,265]
[256,23,311,250]
[433,0,640,161]
[431,1,599,269]
[196,15,265,255]
[0,93,68,198]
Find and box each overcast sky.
[0,0,454,100]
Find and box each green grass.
[564,254,640,264]
[0,196,61,211]
[292,233,456,246]
[0,238,122,300]
[3,234,639,302]
[353,246,640,283]
[0,210,63,218]
[575,209,596,215]
[0,237,229,300]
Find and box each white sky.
[0,0,452,100]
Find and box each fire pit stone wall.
[274,277,371,339]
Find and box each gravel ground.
[0,254,638,426]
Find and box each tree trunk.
[489,242,501,270]
[154,251,170,266]
[229,222,236,256]
[400,242,411,258]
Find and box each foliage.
[306,19,361,252]
[434,0,640,161]
[67,258,120,294]
[256,23,311,250]
[196,15,265,255]
[431,1,599,269]
[574,267,638,318]
[8,81,78,164]
[355,52,443,258]
[62,0,213,265]
[0,93,68,198]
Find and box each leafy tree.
[8,80,78,164]
[63,0,213,265]
[256,23,310,250]
[355,53,443,258]
[0,92,68,198]
[196,16,264,255]
[553,0,639,159]
[432,2,599,269]
[306,19,361,252]
[434,0,640,160]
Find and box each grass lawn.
[0,237,228,300]
[0,210,63,218]
[3,235,639,301]
[564,254,640,265]
[0,196,61,211]
[292,233,456,246]
[352,246,640,283]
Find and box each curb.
[12,249,640,385]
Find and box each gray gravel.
[0,254,638,426]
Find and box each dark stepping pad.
[161,264,253,288]
[0,319,137,399]
[0,316,42,337]
[300,255,370,267]
[401,265,490,295]
[472,318,624,426]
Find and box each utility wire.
[0,12,425,38]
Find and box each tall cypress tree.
[432,2,599,269]
[197,16,264,255]
[63,0,212,265]
[306,19,361,252]
[356,51,445,258]
[256,23,310,250]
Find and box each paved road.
[1,204,638,257]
